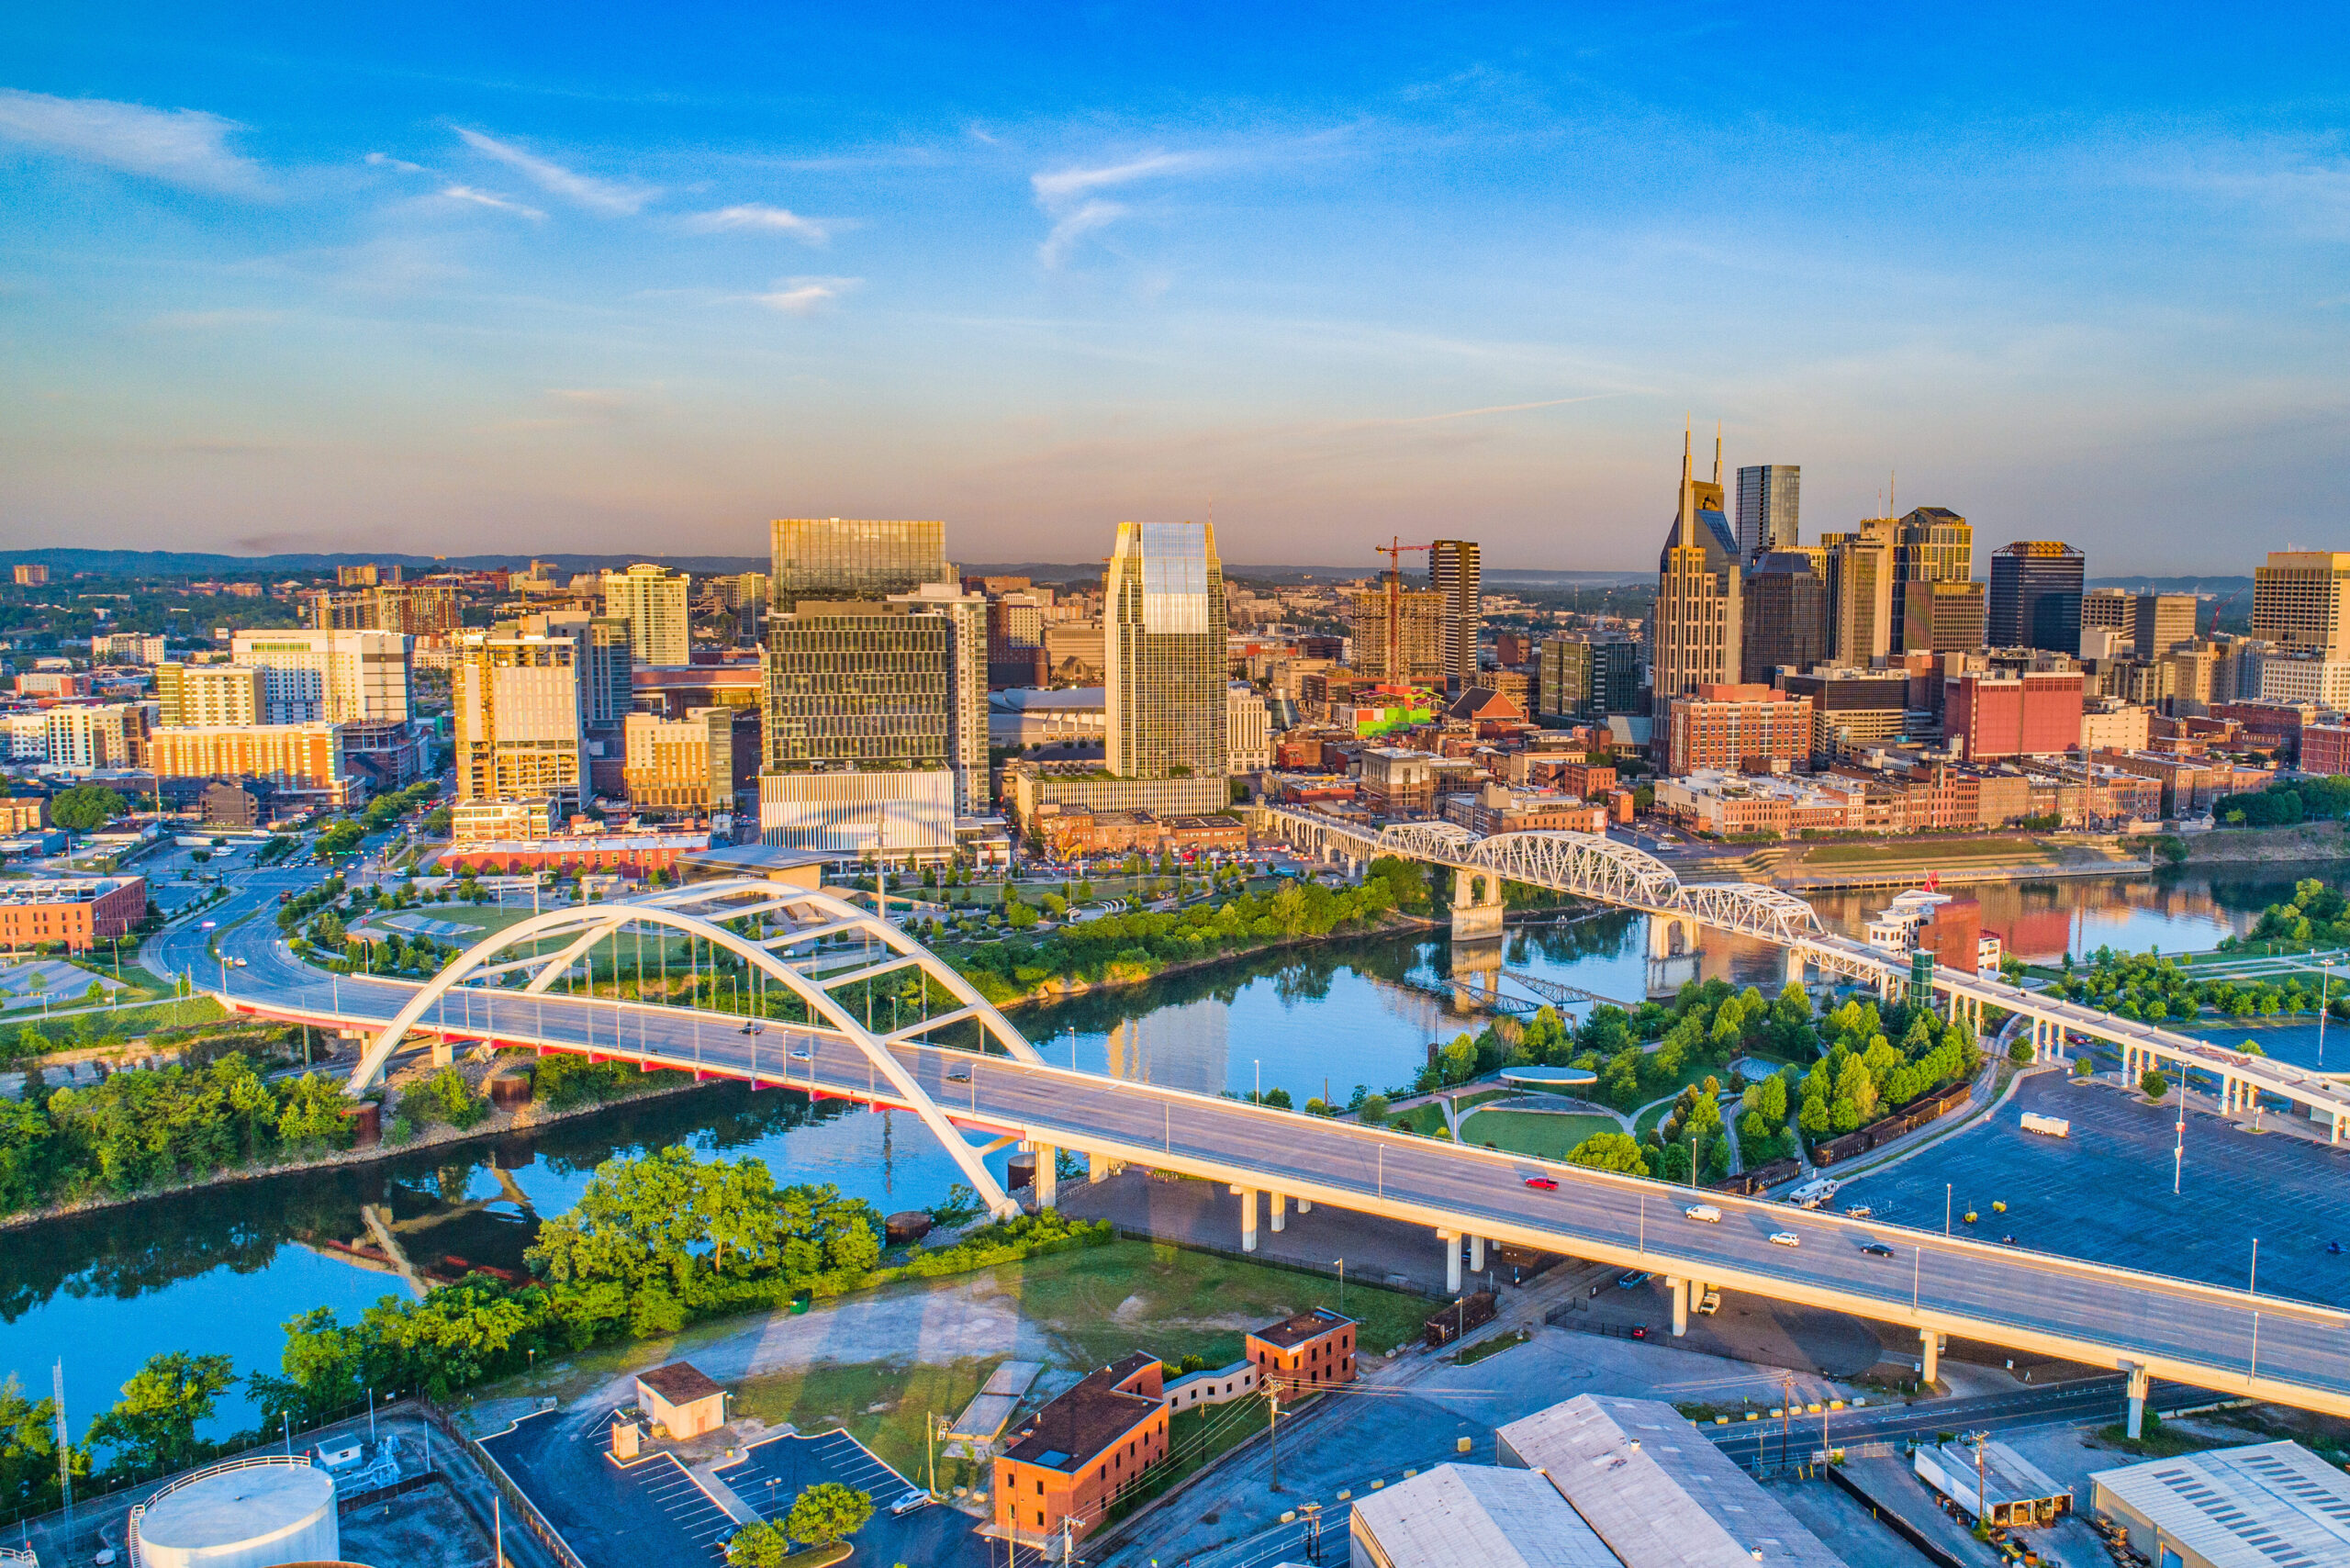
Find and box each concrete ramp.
[946,1361,1044,1443]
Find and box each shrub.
[2140,1070,2168,1101]
[399,1068,487,1129]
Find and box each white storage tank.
[131,1456,339,1568]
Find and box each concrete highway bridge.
[210,876,2350,1430]
[1257,803,2350,1143]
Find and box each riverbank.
[2160,821,2350,865]
[968,910,1448,1009]
[0,1047,713,1234]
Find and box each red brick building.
[2302,723,2350,777]
[436,830,710,878]
[1661,685,1814,777]
[1246,1308,1358,1396]
[1942,670,2084,759]
[0,876,147,951]
[992,1353,1169,1549]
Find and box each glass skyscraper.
[769,518,948,599]
[1735,465,1800,560]
[1988,542,2085,655]
[1104,521,1227,778]
[761,601,951,771]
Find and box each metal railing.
[128,1453,313,1567]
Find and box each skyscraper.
[1734,465,1800,560]
[1347,586,1447,685]
[454,633,587,808]
[230,630,412,723]
[1104,521,1228,779]
[2252,551,2350,658]
[1821,519,1897,666]
[1741,552,1830,682]
[1652,427,1742,701]
[600,563,692,666]
[1988,542,2085,655]
[1889,507,1973,652]
[890,581,990,816]
[1428,539,1483,691]
[770,518,948,599]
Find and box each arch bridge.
[346,878,1043,1216]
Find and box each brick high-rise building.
[1943,669,2085,759]
[1661,684,1813,776]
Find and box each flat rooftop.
[2092,1440,2350,1568]
[1249,1307,1354,1350]
[1350,1463,1620,1568]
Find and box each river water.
[1,863,2331,1434]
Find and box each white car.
[1769,1231,1801,1248]
[888,1488,931,1516]
[1683,1204,1722,1224]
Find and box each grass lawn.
[1386,1086,1510,1137]
[1455,1109,1619,1159]
[732,1358,999,1497]
[1800,837,2053,868]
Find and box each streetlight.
[2322,958,2335,1069]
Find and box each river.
[0,863,2331,1435]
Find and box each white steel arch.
[1672,883,1825,943]
[1460,831,1682,911]
[342,879,1040,1216]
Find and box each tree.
[723,1519,794,1567]
[0,1372,82,1516]
[1358,1093,1389,1126]
[2008,1038,2034,1066]
[2141,1070,2169,1101]
[49,786,127,834]
[785,1482,874,1549]
[276,1074,355,1149]
[1563,1131,1650,1176]
[86,1351,236,1476]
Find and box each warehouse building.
[1349,1463,1618,1568]
[1913,1438,2072,1525]
[2090,1440,2350,1568]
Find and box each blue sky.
[2,4,2344,571]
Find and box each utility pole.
[1268,1383,1283,1493]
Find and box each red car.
[1523,1175,1559,1190]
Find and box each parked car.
[889,1489,931,1516]
[1695,1286,1722,1316]
[1617,1271,1651,1288]
[1769,1232,1801,1248]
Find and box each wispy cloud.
[682,203,831,243]
[440,184,545,219]
[453,127,655,215]
[0,87,265,194]
[365,151,428,174]
[755,275,859,315]
[1349,394,1619,428]
[1029,151,1211,268]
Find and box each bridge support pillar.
[1270,1193,1288,1234]
[1034,1145,1057,1209]
[1236,1187,1259,1252]
[1089,1150,1116,1183]
[2334,1113,2345,1145]
[1450,872,1506,941]
[431,1036,454,1068]
[2124,1364,2150,1439]
[1469,1235,1484,1272]
[1296,1197,1311,1213]
[1919,1329,1942,1385]
[1440,1231,1461,1294]
[1782,947,1806,990]
[1668,1277,1688,1338]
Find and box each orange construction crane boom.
[1374,536,1434,685]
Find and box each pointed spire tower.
[1654,418,1743,711]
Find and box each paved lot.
[1834,1072,2350,1309]
[724,1429,986,1565]
[483,1407,735,1568]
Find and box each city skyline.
[5,6,2346,570]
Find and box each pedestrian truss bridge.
[216,873,2350,1423]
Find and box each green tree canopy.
[723,1519,794,1568]
[1563,1131,1650,1176]
[49,786,128,833]
[86,1351,235,1477]
[784,1482,874,1548]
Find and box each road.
[205,902,2350,1424]
[1702,1373,2201,1469]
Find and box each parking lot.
[1834,1071,2350,1309]
[481,1407,994,1568]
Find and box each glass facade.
[1742,554,1830,681]
[761,601,951,771]
[1735,465,1800,559]
[1428,539,1482,690]
[1105,521,1227,778]
[769,518,948,599]
[1988,542,2085,655]
[1890,507,1973,652]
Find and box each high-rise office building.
[230,629,413,723]
[1734,465,1800,560]
[890,581,990,816]
[1988,542,2085,655]
[762,601,951,771]
[1653,427,1742,701]
[1347,587,1448,685]
[1901,580,1988,654]
[770,518,948,599]
[1540,634,1641,723]
[1741,552,1830,682]
[601,563,692,666]
[1104,521,1228,779]
[2252,551,2350,659]
[2082,588,2135,640]
[2132,593,2199,661]
[1889,507,1972,652]
[1428,540,1483,691]
[454,633,588,808]
[1822,518,1896,666]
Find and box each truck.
[1424,1290,1497,1350]
[2020,1112,2071,1137]
[1695,1285,1722,1316]
[1786,1177,1839,1210]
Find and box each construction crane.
[1373,536,1433,685]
